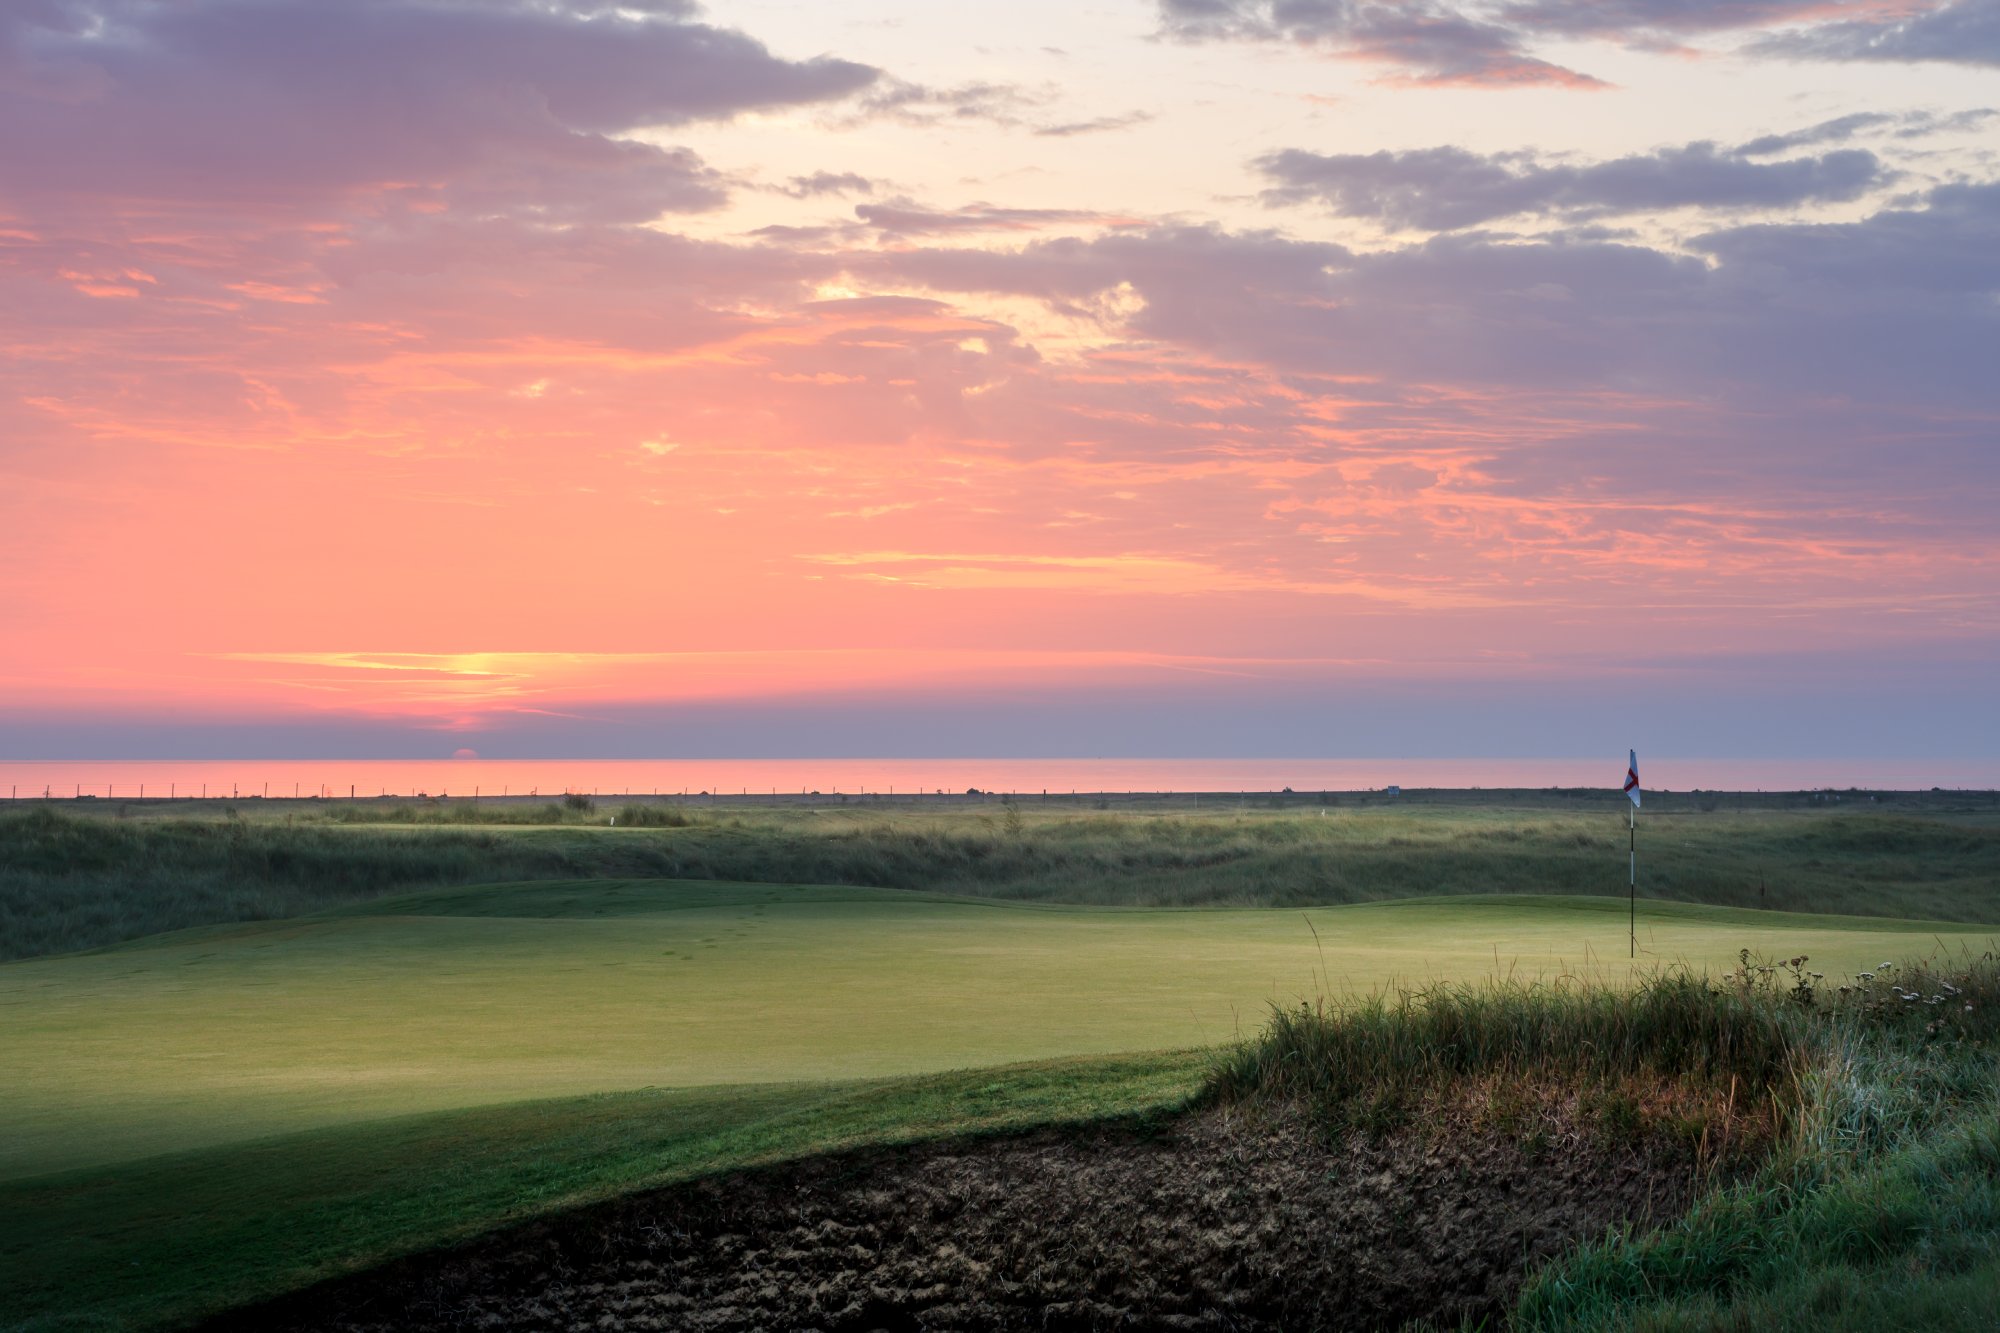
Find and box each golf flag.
[1624,750,1641,807]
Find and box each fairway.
[4,879,1989,1182]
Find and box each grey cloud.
[1734,108,1998,156]
[1163,0,1871,44]
[0,0,877,220]
[1694,180,2000,292]
[747,222,863,245]
[848,79,1047,128]
[1498,0,1837,41]
[1900,107,2000,136]
[1256,141,1886,230]
[1158,0,1600,87]
[1033,112,1155,137]
[1755,0,2000,66]
[782,172,877,199]
[1161,0,2000,79]
[443,143,728,224]
[866,225,1353,347]
[863,180,2000,412]
[855,202,1132,236]
[1735,113,1899,157]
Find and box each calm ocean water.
[1,758,1992,800]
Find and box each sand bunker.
[211,1091,1723,1332]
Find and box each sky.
[1,0,1997,762]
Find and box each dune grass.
[6,798,1999,958]
[0,809,605,961]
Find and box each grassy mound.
[0,1056,1211,1333]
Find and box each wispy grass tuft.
[1209,971,1807,1110]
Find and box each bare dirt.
[208,1090,1728,1332]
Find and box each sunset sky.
[3,0,1997,761]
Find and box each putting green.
[2,881,1988,1180]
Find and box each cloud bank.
[0,0,877,220]
[1160,0,2000,84]
[1255,141,1886,230]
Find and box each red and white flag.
[1623,750,1641,807]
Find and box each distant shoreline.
[12,787,1997,810]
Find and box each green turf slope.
[4,880,1988,1180]
[0,1054,1207,1333]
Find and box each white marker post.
[1623,750,1642,958]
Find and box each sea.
[0,758,1993,801]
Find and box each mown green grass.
[10,943,1998,1332]
[0,1053,1208,1333]
[4,880,1987,1180]
[7,799,2000,957]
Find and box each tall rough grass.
[346,807,1988,920]
[322,801,580,826]
[1206,955,2000,1329]
[0,809,593,960]
[1209,972,1807,1108]
[1509,952,2000,1330]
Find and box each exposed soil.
[210,1090,1732,1332]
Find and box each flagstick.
[1629,800,1636,959]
